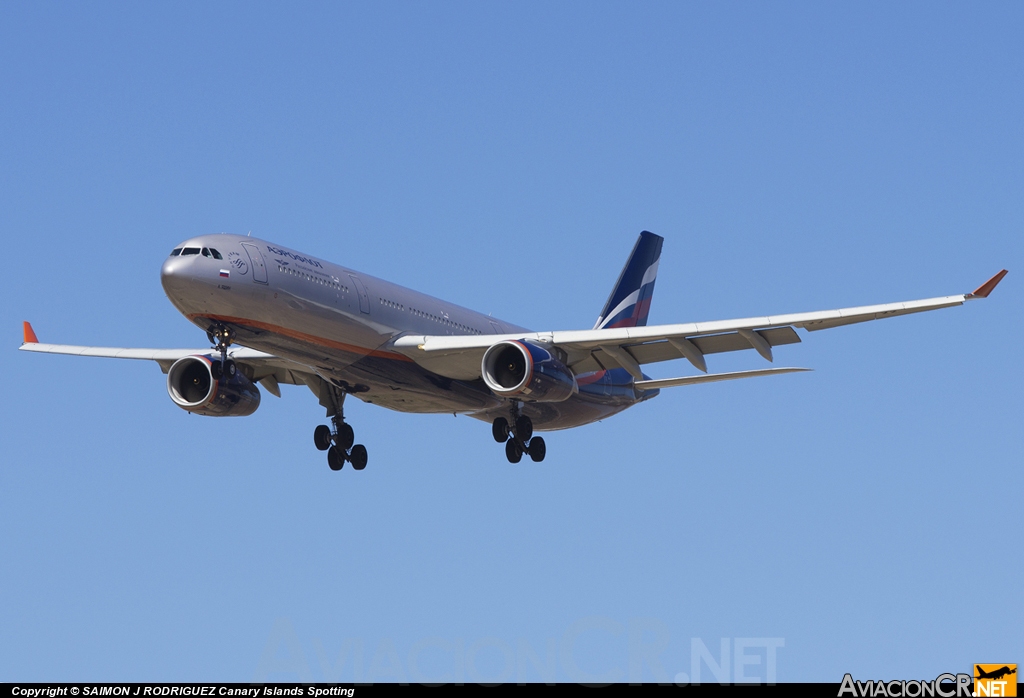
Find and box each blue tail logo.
[594,231,663,329]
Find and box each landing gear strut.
[314,383,368,472]
[207,325,236,379]
[493,404,546,463]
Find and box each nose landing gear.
[493,407,546,463]
[207,325,237,379]
[314,383,368,472]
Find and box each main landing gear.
[313,384,368,472]
[207,325,237,379]
[492,406,546,463]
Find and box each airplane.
[19,231,1007,470]
[975,666,1016,681]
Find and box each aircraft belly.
[205,322,503,414]
[245,325,640,422]
[336,355,504,413]
[468,394,634,431]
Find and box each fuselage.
[160,234,654,430]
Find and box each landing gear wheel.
[335,423,355,451]
[349,444,368,470]
[515,415,533,442]
[209,325,236,375]
[314,425,333,451]
[327,446,345,471]
[528,436,546,462]
[505,438,523,464]
[492,417,510,443]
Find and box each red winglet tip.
[970,269,1008,298]
[23,321,39,344]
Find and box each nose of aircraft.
[161,254,192,298]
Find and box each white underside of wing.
[391,292,976,380]
[18,343,306,384]
[21,343,218,361]
[20,343,276,362]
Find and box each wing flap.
[692,326,801,355]
[575,326,802,373]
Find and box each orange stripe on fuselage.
[187,313,415,362]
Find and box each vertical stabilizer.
[594,231,664,329]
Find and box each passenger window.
[182,247,200,255]
[210,249,223,260]
[170,248,182,256]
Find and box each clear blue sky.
[1,1,1020,683]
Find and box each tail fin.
[594,231,664,329]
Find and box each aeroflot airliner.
[20,232,1006,470]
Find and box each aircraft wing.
[18,323,313,397]
[391,270,1008,381]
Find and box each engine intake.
[481,340,576,403]
[167,355,261,417]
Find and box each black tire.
[515,415,533,442]
[492,417,510,443]
[335,423,355,451]
[327,446,345,471]
[314,425,332,451]
[210,360,222,380]
[350,444,368,470]
[505,438,522,464]
[528,436,546,462]
[225,360,237,378]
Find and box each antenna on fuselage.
[247,230,252,236]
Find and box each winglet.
[23,321,39,344]
[968,269,1008,298]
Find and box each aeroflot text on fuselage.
[266,245,323,269]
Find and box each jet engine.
[166,355,261,416]
[481,340,577,402]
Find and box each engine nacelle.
[166,355,261,417]
[481,340,577,403]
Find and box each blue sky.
[1,1,1021,683]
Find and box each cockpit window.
[170,248,182,256]
[209,248,223,260]
[201,247,212,257]
[181,247,200,256]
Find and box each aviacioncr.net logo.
[838,673,973,697]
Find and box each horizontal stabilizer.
[634,367,811,391]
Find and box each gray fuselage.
[160,233,650,430]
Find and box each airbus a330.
[20,232,1006,470]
